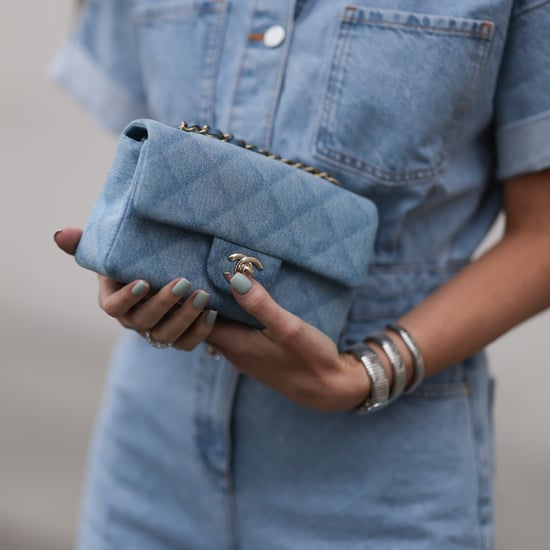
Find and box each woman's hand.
[54,228,369,411]
[208,274,369,413]
[54,228,218,350]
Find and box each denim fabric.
[75,119,378,339]
[51,0,550,548]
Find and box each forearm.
[374,171,550,385]
[391,229,550,381]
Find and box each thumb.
[229,273,300,337]
[53,227,83,256]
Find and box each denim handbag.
[75,119,378,341]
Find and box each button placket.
[228,0,296,147]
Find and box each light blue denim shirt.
[51,3,550,549]
[52,0,550,339]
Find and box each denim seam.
[197,2,229,123]
[311,6,358,163]
[342,19,494,39]
[313,7,494,184]
[443,22,495,162]
[404,381,470,399]
[227,2,258,136]
[194,358,225,479]
[325,9,354,138]
[470,368,495,549]
[132,1,226,23]
[497,107,550,134]
[264,1,296,148]
[464,370,490,550]
[511,0,550,19]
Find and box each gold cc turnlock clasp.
[223,253,264,282]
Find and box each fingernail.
[172,278,191,297]
[205,310,218,326]
[192,290,210,309]
[131,280,149,296]
[53,229,63,242]
[230,273,252,295]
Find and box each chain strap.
[179,121,340,186]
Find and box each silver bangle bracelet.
[346,343,390,415]
[365,333,407,402]
[386,323,425,394]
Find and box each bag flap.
[125,119,378,288]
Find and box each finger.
[99,276,151,318]
[228,273,303,342]
[171,310,218,351]
[125,278,195,331]
[53,227,83,255]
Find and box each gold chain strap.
[179,121,340,186]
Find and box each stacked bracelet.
[346,323,425,414]
[365,333,407,403]
[346,342,390,415]
[386,323,425,394]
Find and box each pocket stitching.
[314,6,494,184]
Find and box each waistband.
[342,261,468,341]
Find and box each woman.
[53,0,550,548]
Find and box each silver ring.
[145,330,171,349]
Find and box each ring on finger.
[145,329,171,349]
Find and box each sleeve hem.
[496,109,550,181]
[49,39,150,135]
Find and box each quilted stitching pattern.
[75,119,378,340]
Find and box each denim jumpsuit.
[52,1,550,548]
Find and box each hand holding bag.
[74,119,378,341]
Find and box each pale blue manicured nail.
[172,278,191,297]
[192,290,209,309]
[205,310,218,326]
[230,273,252,295]
[131,280,149,296]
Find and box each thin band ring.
[145,329,171,349]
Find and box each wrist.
[340,352,372,410]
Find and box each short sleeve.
[494,0,550,180]
[50,0,150,134]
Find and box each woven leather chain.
[179,121,340,186]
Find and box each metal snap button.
[263,25,286,48]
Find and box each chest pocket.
[132,0,229,124]
[314,6,494,185]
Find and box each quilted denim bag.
[75,119,378,341]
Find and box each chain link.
[179,121,340,186]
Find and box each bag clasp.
[223,253,264,282]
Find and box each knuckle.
[132,320,151,332]
[175,337,198,352]
[99,297,119,318]
[128,316,149,332]
[250,292,273,318]
[279,317,303,342]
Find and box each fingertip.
[131,280,150,296]
[53,226,83,255]
[205,310,218,327]
[229,273,253,295]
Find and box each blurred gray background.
[1,2,549,549]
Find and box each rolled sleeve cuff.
[49,40,149,135]
[496,110,550,181]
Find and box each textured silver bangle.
[386,323,425,394]
[346,343,390,415]
[365,333,407,403]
